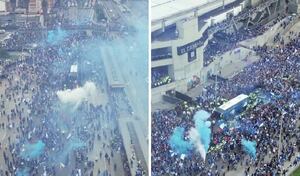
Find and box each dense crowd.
[152,20,300,176]
[0,22,144,175]
[151,0,292,89]
[203,14,292,67]
[151,69,172,88]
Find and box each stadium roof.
[151,0,210,21]
[151,0,240,31]
[152,0,212,22]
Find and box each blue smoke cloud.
[168,110,212,158]
[51,137,85,164]
[169,127,192,154]
[193,110,211,152]
[194,110,210,121]
[241,139,256,158]
[20,140,45,160]
[47,27,68,45]
[16,168,29,176]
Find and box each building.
[151,0,286,104]
[287,0,300,13]
[28,0,42,14]
[47,0,54,12]
[151,0,245,103]
[0,0,8,12]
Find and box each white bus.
[215,94,248,118]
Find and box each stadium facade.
[151,0,287,104]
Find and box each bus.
[214,94,248,118]
[64,64,79,89]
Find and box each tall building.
[47,0,54,12]
[28,0,41,13]
[0,0,8,12]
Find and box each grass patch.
[291,166,300,176]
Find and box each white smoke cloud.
[56,81,99,107]
[188,128,207,161]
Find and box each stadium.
[151,0,300,175]
[152,0,295,104]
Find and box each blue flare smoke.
[169,127,192,154]
[47,28,68,45]
[193,110,211,152]
[241,139,256,158]
[53,137,85,164]
[16,168,29,176]
[20,140,45,160]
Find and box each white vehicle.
[0,29,5,34]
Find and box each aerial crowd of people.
[151,0,291,88]
[203,14,294,67]
[152,11,300,176]
[0,19,146,175]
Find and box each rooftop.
[219,94,248,111]
[152,0,213,22]
[151,0,240,31]
[70,64,78,73]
